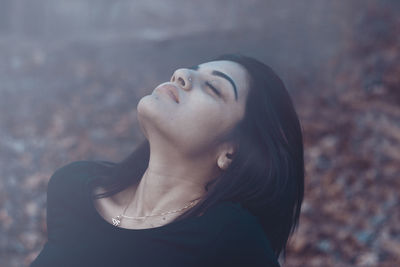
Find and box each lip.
[155,83,180,103]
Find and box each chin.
[137,95,169,132]
[137,96,154,119]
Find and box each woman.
[30,54,304,267]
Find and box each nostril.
[178,77,185,87]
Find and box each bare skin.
[93,60,250,229]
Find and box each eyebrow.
[188,65,238,101]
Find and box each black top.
[30,160,280,267]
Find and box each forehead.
[198,60,249,97]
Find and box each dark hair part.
[87,53,304,261]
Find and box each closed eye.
[205,81,222,97]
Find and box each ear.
[216,143,235,171]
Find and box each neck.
[125,139,219,218]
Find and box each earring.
[218,160,229,170]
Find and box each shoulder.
[45,160,116,242]
[220,202,268,239]
[210,201,280,266]
[48,160,115,182]
[213,201,264,232]
[47,160,115,191]
[46,160,115,216]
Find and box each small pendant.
[112,215,121,227]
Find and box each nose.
[171,68,193,91]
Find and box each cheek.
[182,97,224,127]
[175,100,232,144]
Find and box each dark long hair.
[86,53,304,261]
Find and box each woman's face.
[137,60,250,156]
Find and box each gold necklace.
[111,195,200,227]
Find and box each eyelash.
[205,81,221,97]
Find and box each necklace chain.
[121,199,199,219]
[111,192,201,227]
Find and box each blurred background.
[0,0,399,266]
